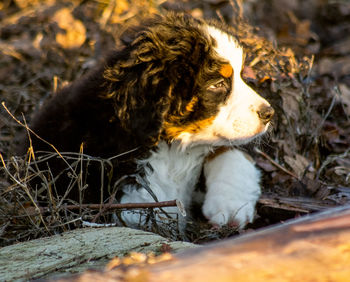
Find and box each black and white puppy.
[20,13,274,230]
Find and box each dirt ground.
[0,0,349,246]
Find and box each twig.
[107,147,140,161]
[23,200,178,216]
[82,221,117,228]
[91,175,129,223]
[254,147,298,179]
[65,200,178,210]
[316,148,350,180]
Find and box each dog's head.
[103,13,274,149]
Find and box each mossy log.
[0,227,196,281]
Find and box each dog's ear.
[102,47,174,145]
[102,15,210,144]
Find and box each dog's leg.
[202,149,261,228]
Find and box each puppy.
[19,13,274,230]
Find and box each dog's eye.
[208,80,225,90]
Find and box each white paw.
[203,149,261,229]
[202,193,257,228]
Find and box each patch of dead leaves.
[284,154,313,179]
[105,252,173,271]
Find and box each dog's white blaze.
[177,26,271,148]
[206,25,244,79]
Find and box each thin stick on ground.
[254,147,298,179]
[91,175,129,223]
[22,200,178,217]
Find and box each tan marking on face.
[220,64,233,78]
[185,96,198,112]
[164,116,216,139]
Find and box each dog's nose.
[257,105,274,124]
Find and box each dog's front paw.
[202,193,257,228]
[203,149,261,229]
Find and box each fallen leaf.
[256,158,277,172]
[322,121,342,146]
[281,89,301,121]
[53,8,86,49]
[284,154,311,178]
[318,57,350,77]
[105,257,122,270]
[0,42,24,60]
[242,66,257,81]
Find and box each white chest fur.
[137,142,210,206]
[119,141,211,228]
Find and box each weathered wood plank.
[0,227,196,281]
